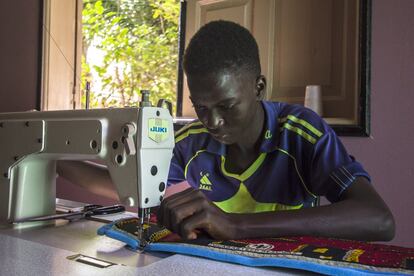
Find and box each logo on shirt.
[265,130,272,139]
[199,172,213,191]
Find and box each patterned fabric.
[169,101,370,214]
[98,218,414,276]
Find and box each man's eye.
[194,105,207,111]
[220,104,235,110]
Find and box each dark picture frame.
[330,0,371,136]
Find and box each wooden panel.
[278,0,333,88]
[271,0,359,122]
[42,0,81,111]
[195,0,253,28]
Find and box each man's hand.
[157,177,395,242]
[157,188,236,240]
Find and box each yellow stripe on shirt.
[175,126,209,143]
[281,123,317,144]
[214,183,303,213]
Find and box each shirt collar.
[259,101,280,153]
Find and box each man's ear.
[255,75,267,100]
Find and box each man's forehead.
[191,68,252,79]
[189,79,240,105]
[190,94,238,105]
[188,71,254,96]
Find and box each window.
[42,0,180,114]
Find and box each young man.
[155,20,395,241]
[59,20,394,242]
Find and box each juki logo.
[148,118,169,143]
[150,126,167,133]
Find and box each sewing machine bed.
[2,199,412,275]
[0,205,309,275]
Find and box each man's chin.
[212,134,234,144]
[218,140,234,145]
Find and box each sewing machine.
[0,93,174,242]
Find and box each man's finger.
[169,197,205,234]
[161,188,197,229]
[158,187,194,226]
[158,189,212,236]
[179,211,211,240]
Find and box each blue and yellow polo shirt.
[168,101,370,214]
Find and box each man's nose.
[205,109,224,130]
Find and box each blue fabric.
[169,101,370,207]
[97,221,142,249]
[97,221,409,276]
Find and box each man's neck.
[232,102,265,153]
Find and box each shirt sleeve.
[167,144,186,187]
[309,129,371,203]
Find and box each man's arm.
[158,177,395,241]
[230,177,395,241]
[57,160,119,201]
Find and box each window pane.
[81,0,180,114]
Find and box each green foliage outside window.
[81,0,179,114]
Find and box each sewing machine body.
[0,106,174,227]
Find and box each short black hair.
[183,20,261,77]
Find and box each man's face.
[188,70,261,145]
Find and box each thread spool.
[304,85,323,116]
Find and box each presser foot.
[137,207,151,249]
[136,225,149,250]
